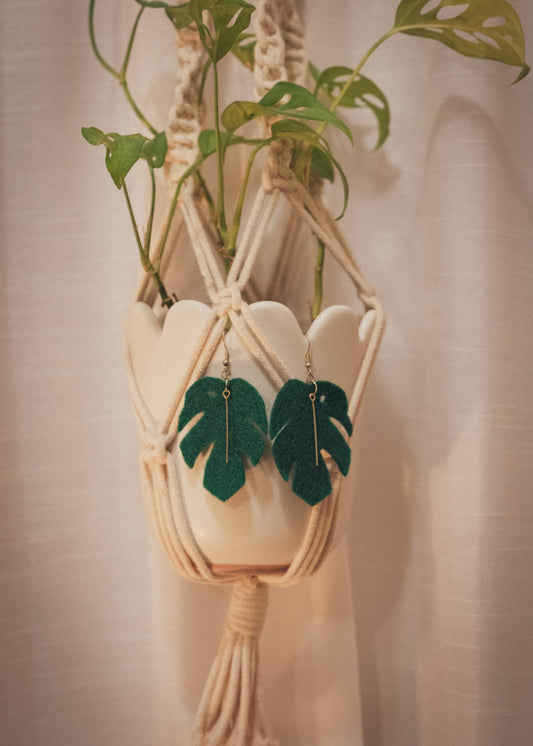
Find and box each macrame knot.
[226,578,269,638]
[214,283,243,318]
[262,142,296,194]
[141,431,173,466]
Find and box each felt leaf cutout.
[315,67,391,149]
[221,82,352,143]
[178,377,268,501]
[393,0,530,83]
[269,380,353,506]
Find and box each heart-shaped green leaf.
[315,67,390,149]
[142,131,167,168]
[81,126,106,145]
[178,376,268,501]
[198,129,254,159]
[220,100,266,131]
[104,133,146,189]
[393,0,529,83]
[82,128,168,188]
[199,129,226,157]
[269,379,353,505]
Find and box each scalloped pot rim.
[126,299,373,342]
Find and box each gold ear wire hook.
[222,329,230,367]
[305,336,319,466]
[305,336,314,383]
[221,331,231,463]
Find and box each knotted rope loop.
[254,0,287,101]
[226,578,269,637]
[262,142,297,194]
[279,2,307,87]
[359,290,378,310]
[165,26,205,188]
[214,283,243,318]
[141,431,174,466]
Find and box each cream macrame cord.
[126,1,385,744]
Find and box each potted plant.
[84,1,528,743]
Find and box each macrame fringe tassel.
[186,577,279,746]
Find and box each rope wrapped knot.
[262,142,300,195]
[187,577,278,746]
[141,431,173,466]
[214,283,243,318]
[226,576,268,637]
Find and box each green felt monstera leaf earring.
[269,340,353,506]
[177,334,268,502]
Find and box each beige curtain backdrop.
[1,1,532,745]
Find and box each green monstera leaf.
[178,377,268,501]
[269,380,353,506]
[312,67,391,149]
[393,0,530,83]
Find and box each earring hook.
[221,330,231,382]
[305,336,315,383]
[222,329,230,365]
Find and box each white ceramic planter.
[125,299,376,571]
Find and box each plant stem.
[119,80,158,135]
[155,155,205,271]
[226,141,265,260]
[311,239,325,319]
[310,29,395,319]
[144,166,156,253]
[124,182,173,308]
[195,170,216,220]
[118,7,157,134]
[89,0,157,134]
[321,30,395,127]
[89,0,120,79]
[198,59,212,106]
[195,170,225,250]
[121,7,144,78]
[212,61,227,240]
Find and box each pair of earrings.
[177,336,353,506]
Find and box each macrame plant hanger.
[126,1,385,744]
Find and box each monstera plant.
[84,0,529,319]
